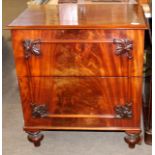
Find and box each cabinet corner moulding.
[113,38,133,59]
[114,102,133,119]
[23,39,41,59]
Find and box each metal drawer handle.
[113,39,133,59]
[23,39,41,59]
[114,102,133,119]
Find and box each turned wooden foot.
[26,131,44,147]
[124,131,141,149]
[145,130,152,145]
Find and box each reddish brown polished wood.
[12,29,144,77]
[18,77,142,128]
[138,0,150,4]
[8,4,147,29]
[9,3,146,147]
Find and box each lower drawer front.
[18,77,142,129]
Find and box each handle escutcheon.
[23,39,41,59]
[114,102,133,119]
[113,39,133,59]
[31,104,48,118]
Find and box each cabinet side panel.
[17,77,32,125]
[128,30,145,77]
[11,30,29,76]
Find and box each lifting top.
[8,4,147,29]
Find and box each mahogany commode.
[8,4,147,148]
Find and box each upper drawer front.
[12,30,144,77]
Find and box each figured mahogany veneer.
[9,4,146,148]
[12,30,144,77]
[18,77,142,128]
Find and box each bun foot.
[124,131,141,149]
[145,130,152,145]
[27,131,44,147]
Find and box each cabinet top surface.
[8,4,147,29]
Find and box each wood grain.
[9,2,146,147]
[18,77,142,129]
[138,0,150,4]
[12,29,144,77]
[8,4,147,29]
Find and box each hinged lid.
[8,4,147,29]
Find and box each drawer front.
[12,30,144,77]
[18,77,142,129]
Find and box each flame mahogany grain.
[18,77,142,129]
[9,3,146,147]
[12,29,144,77]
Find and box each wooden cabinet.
[8,4,147,148]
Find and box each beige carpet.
[2,0,152,155]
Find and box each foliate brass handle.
[31,104,48,118]
[23,39,41,59]
[113,39,133,59]
[114,102,133,119]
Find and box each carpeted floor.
[2,0,152,155]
